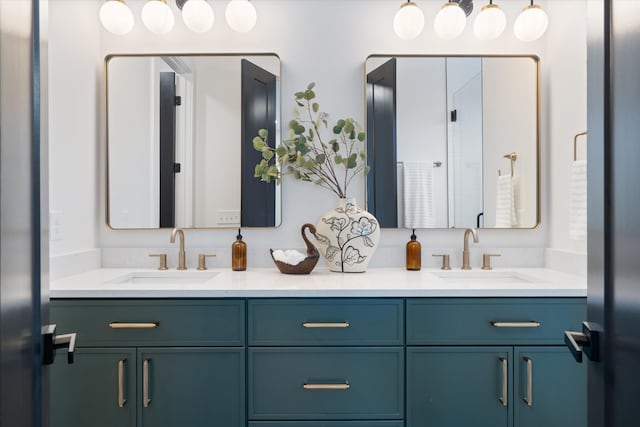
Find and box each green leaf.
[335,154,343,164]
[289,120,299,130]
[331,140,340,152]
[252,137,266,151]
[359,150,367,160]
[303,89,315,100]
[262,150,274,161]
[315,153,326,164]
[267,166,279,177]
[254,164,263,178]
[337,119,346,127]
[308,128,315,140]
[276,146,287,157]
[293,169,302,179]
[295,144,309,155]
[357,132,366,142]
[365,165,371,175]
[304,160,317,169]
[346,153,357,169]
[258,129,268,139]
[294,91,304,99]
[332,125,342,134]
[295,153,305,166]
[295,125,306,135]
[344,122,354,135]
[312,102,319,113]
[349,130,356,140]
[307,82,316,90]
[296,101,304,107]
[299,135,307,145]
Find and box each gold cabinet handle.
[109,322,159,329]
[303,383,350,390]
[143,359,151,408]
[118,359,127,408]
[523,357,533,406]
[302,322,350,328]
[491,321,540,328]
[499,357,508,406]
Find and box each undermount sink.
[433,271,541,285]
[107,271,219,285]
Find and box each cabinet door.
[138,348,245,427]
[514,347,586,427]
[50,348,136,427]
[407,347,513,427]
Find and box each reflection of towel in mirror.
[495,175,518,227]
[569,160,587,240]
[402,162,435,228]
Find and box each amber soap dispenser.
[232,229,247,271]
[406,229,421,271]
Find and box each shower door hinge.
[174,96,182,106]
[450,109,458,122]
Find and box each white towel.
[495,174,518,228]
[569,160,587,240]
[396,163,405,228]
[403,162,435,228]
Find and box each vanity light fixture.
[177,0,214,33]
[434,0,467,40]
[393,1,425,40]
[141,0,175,35]
[473,0,506,41]
[99,0,134,35]
[225,0,257,33]
[514,0,549,42]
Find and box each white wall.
[108,58,157,228]
[48,0,588,273]
[48,0,100,262]
[545,0,588,256]
[482,57,538,228]
[396,57,448,228]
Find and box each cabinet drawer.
[249,347,404,420]
[407,298,585,345]
[50,299,245,346]
[248,299,403,346]
[249,422,404,427]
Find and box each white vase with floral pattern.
[313,198,380,273]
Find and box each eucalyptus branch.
[252,82,367,200]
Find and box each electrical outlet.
[50,211,63,241]
[216,210,241,225]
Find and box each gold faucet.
[462,228,479,270]
[170,228,187,270]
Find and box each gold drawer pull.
[109,322,159,329]
[303,383,350,390]
[491,321,540,328]
[302,322,350,328]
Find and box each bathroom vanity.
[49,268,586,427]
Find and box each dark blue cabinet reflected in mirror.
[106,54,281,229]
[365,55,539,229]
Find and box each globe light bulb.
[99,0,134,35]
[434,2,467,40]
[225,0,257,33]
[142,0,175,35]
[474,3,506,41]
[182,0,214,33]
[514,4,548,42]
[393,1,425,40]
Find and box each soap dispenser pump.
[232,229,247,271]
[406,229,421,271]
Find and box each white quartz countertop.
[50,267,587,298]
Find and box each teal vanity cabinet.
[49,300,246,427]
[247,299,405,427]
[406,298,587,427]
